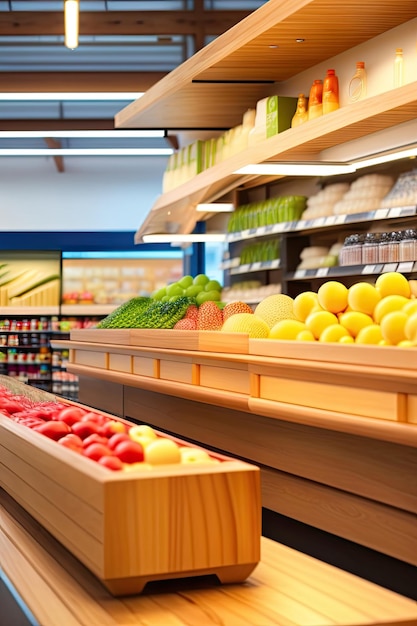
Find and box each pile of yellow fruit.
[221,272,417,346]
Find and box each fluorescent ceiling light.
[234,163,356,176]
[142,234,227,243]
[0,93,143,101]
[196,203,234,212]
[0,148,173,156]
[0,130,164,139]
[354,146,417,169]
[65,0,79,50]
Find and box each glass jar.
[378,232,390,263]
[388,231,401,262]
[399,229,417,262]
[362,233,379,264]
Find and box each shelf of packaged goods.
[130,82,417,242]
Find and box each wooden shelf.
[115,0,417,242]
[115,0,417,130]
[130,81,417,241]
[2,489,417,626]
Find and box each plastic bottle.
[394,48,404,88]
[291,93,309,127]
[308,80,323,120]
[322,69,339,114]
[348,62,367,103]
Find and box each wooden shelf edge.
[249,397,417,448]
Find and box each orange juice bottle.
[308,79,323,120]
[323,69,339,114]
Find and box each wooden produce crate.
[0,401,261,596]
[70,328,250,353]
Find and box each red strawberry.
[197,301,223,330]
[222,301,254,321]
[184,304,199,321]
[174,318,197,330]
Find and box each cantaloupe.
[222,301,253,321]
[254,294,296,329]
[221,313,269,338]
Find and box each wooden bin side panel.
[102,466,261,580]
[0,422,105,576]
[259,375,404,422]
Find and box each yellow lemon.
[338,311,374,337]
[403,300,417,317]
[254,294,296,329]
[305,310,338,339]
[397,340,415,348]
[347,282,381,316]
[355,324,384,345]
[404,312,417,342]
[373,295,409,324]
[319,324,350,343]
[317,281,349,314]
[339,335,355,344]
[296,329,316,341]
[380,311,408,345]
[408,279,417,298]
[375,271,411,298]
[269,319,306,340]
[293,291,319,322]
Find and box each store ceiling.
[0,0,266,158]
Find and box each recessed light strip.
[234,163,356,176]
[0,93,143,101]
[0,148,173,156]
[196,203,234,212]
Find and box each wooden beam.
[0,10,252,37]
[0,119,116,131]
[43,138,64,173]
[0,72,167,94]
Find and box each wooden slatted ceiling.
[116,0,417,130]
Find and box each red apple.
[82,433,109,448]
[81,411,109,426]
[100,419,128,437]
[107,432,131,450]
[98,456,124,471]
[58,406,87,426]
[71,420,101,440]
[33,420,71,441]
[114,440,144,464]
[83,443,113,461]
[58,434,84,452]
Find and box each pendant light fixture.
[64,0,79,50]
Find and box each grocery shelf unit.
[112,0,417,597]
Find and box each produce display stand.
[2,488,417,626]
[0,377,261,596]
[52,329,417,569]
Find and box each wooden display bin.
[0,401,261,596]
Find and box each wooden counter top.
[1,489,417,626]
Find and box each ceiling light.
[0,130,164,139]
[0,148,173,156]
[0,93,143,101]
[64,0,79,50]
[142,234,227,243]
[234,163,356,176]
[196,203,234,212]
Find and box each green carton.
[266,95,298,138]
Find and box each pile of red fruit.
[0,385,217,471]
